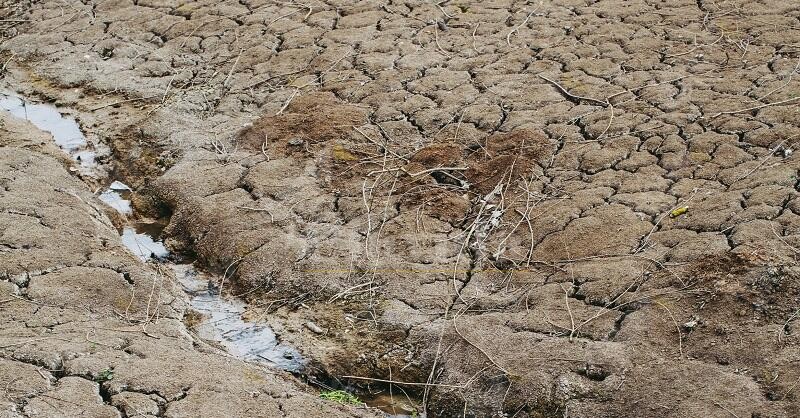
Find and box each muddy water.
[0,93,305,372]
[360,393,420,417]
[172,264,304,371]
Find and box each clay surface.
[2,0,800,417]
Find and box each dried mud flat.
[1,0,800,417]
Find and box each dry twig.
[506,4,541,47]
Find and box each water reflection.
[0,92,95,167]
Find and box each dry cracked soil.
[1,0,800,417]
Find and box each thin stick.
[269,1,313,25]
[268,9,301,27]
[353,126,406,161]
[237,205,275,222]
[732,139,788,184]
[506,4,541,47]
[362,176,375,260]
[275,50,352,115]
[576,285,690,336]
[217,257,243,296]
[223,48,244,88]
[7,294,59,307]
[435,1,453,19]
[276,89,299,115]
[423,306,449,412]
[261,133,270,161]
[713,401,741,418]
[757,56,800,101]
[782,374,800,400]
[472,23,481,54]
[342,376,465,389]
[242,65,311,90]
[770,221,800,256]
[596,101,615,140]
[710,96,800,119]
[328,281,375,303]
[652,300,684,357]
[538,75,609,107]
[403,166,468,177]
[560,283,577,341]
[433,20,450,57]
[0,52,15,74]
[161,72,177,104]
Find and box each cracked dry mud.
[1,0,800,417]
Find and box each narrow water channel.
[1,90,421,417]
[0,90,304,372]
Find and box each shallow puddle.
[121,227,169,261]
[0,91,95,168]
[98,181,132,215]
[360,392,421,417]
[104,180,168,261]
[172,264,304,371]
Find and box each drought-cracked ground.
[2,0,800,417]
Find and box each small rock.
[288,138,304,146]
[682,316,699,330]
[581,363,610,381]
[304,321,325,334]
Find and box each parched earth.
[1,0,800,417]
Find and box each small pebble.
[305,321,325,334]
[682,317,699,330]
